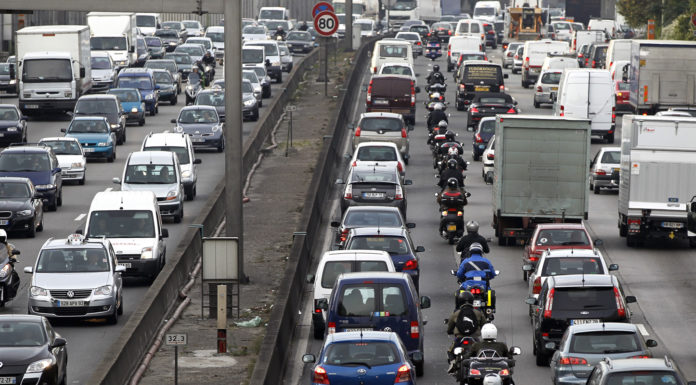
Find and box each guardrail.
[88,47,320,385]
[248,35,381,385]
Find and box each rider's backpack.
[456,305,479,335]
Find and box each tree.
[618,0,691,29]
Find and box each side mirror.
[161,228,169,238]
[522,264,533,271]
[335,179,345,185]
[170,119,177,123]
[306,273,315,284]
[510,346,522,355]
[524,297,537,305]
[343,153,352,160]
[112,177,121,184]
[301,354,316,363]
[646,339,658,348]
[406,222,416,229]
[115,265,127,273]
[403,179,413,185]
[155,85,161,90]
[361,85,368,92]
[194,159,202,164]
[316,298,328,310]
[80,67,86,78]
[330,221,340,228]
[625,295,637,304]
[23,266,33,274]
[608,264,619,271]
[420,296,431,309]
[411,351,424,364]
[11,249,20,256]
[503,73,509,79]
[465,192,471,198]
[53,167,62,174]
[594,239,603,246]
[51,337,67,349]
[544,342,556,350]
[415,246,425,252]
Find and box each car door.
[589,73,613,130]
[44,319,67,381]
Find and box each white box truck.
[388,0,441,27]
[627,40,696,115]
[87,12,137,68]
[618,115,696,247]
[16,25,91,115]
[492,115,591,246]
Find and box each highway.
[0,59,298,384]
[290,44,696,384]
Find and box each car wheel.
[171,96,178,105]
[593,184,600,195]
[522,268,528,281]
[619,222,627,237]
[79,174,85,185]
[626,236,639,247]
[217,137,225,153]
[259,100,263,107]
[605,133,614,143]
[26,218,36,238]
[108,151,115,163]
[117,296,123,315]
[535,347,549,366]
[139,117,145,126]
[498,236,506,246]
[312,319,325,339]
[521,80,528,88]
[150,108,156,116]
[415,360,424,377]
[252,109,259,121]
[174,206,183,223]
[106,305,118,325]
[122,129,127,143]
[57,190,62,207]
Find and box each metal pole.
[324,38,328,96]
[346,0,353,51]
[225,0,247,283]
[174,346,178,385]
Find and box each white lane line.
[636,323,649,336]
[104,187,113,192]
[74,213,86,222]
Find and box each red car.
[521,223,601,281]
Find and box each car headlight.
[175,126,183,133]
[6,127,17,132]
[212,124,222,132]
[9,79,16,84]
[71,162,83,168]
[166,190,178,200]
[181,170,192,178]
[140,247,154,259]
[30,286,48,297]
[97,142,108,147]
[131,107,139,113]
[94,285,113,296]
[35,184,55,190]
[253,90,261,97]
[243,99,256,107]
[0,263,10,278]
[186,85,193,91]
[27,358,55,373]
[145,94,154,100]
[110,123,119,129]
[16,209,32,217]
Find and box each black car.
[526,274,636,366]
[0,145,63,211]
[155,29,183,52]
[161,21,188,41]
[467,92,518,129]
[73,94,127,145]
[144,36,166,59]
[144,59,182,94]
[482,22,497,49]
[336,164,411,217]
[133,37,151,67]
[0,63,18,95]
[164,52,194,81]
[430,22,454,43]
[588,43,609,69]
[0,315,68,385]
[0,177,43,237]
[0,104,27,146]
[455,61,508,111]
[152,69,178,105]
[241,80,258,121]
[472,116,495,161]
[195,89,227,122]
[285,31,315,54]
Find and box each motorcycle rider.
[439,159,464,189]
[457,243,497,310]
[202,51,216,79]
[465,324,513,359]
[189,66,203,87]
[456,221,490,260]
[274,25,287,40]
[298,21,309,31]
[447,291,486,372]
[427,102,448,130]
[428,120,449,144]
[0,229,17,262]
[426,64,445,85]
[438,177,466,208]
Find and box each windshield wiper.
[340,362,372,369]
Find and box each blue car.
[115,68,159,116]
[107,88,146,126]
[302,331,418,385]
[62,116,116,162]
[0,145,63,211]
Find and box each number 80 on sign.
[314,11,339,36]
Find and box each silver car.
[589,146,621,194]
[25,234,125,323]
[502,42,523,69]
[351,112,411,161]
[512,45,524,74]
[533,70,562,108]
[395,32,423,56]
[243,70,263,105]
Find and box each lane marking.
[636,323,649,336]
[104,187,113,192]
[74,213,86,221]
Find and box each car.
[244,41,283,83]
[351,112,411,161]
[541,55,579,72]
[161,21,188,40]
[306,250,396,339]
[144,36,166,59]
[549,323,658,385]
[155,28,183,52]
[242,70,263,105]
[242,25,269,41]
[586,357,696,385]
[181,20,204,37]
[0,62,18,95]
[174,43,206,63]
[588,43,608,69]
[171,105,225,152]
[395,32,423,56]
[285,31,315,54]
[349,142,407,179]
[430,22,454,43]
[205,26,225,62]
[466,92,518,128]
[482,22,497,48]
[614,81,631,113]
[164,52,194,81]
[90,51,118,93]
[0,104,27,146]
[512,45,524,74]
[0,177,44,237]
[186,37,215,57]
[408,23,429,39]
[250,66,272,98]
[62,116,116,163]
[330,206,415,247]
[493,21,505,44]
[277,42,293,73]
[25,233,125,323]
[482,135,495,182]
[195,88,230,122]
[578,44,591,67]
[471,116,495,161]
[211,79,225,89]
[73,94,127,144]
[502,42,523,68]
[521,223,598,280]
[550,21,574,42]
[337,164,411,216]
[114,68,160,117]
[0,144,63,211]
[152,69,178,105]
[107,88,147,126]
[0,315,68,385]
[533,70,562,108]
[527,274,637,366]
[455,61,508,111]
[143,60,182,94]
[302,331,419,383]
[114,151,185,222]
[589,146,621,194]
[133,36,151,67]
[377,62,419,94]
[38,137,86,185]
[141,132,201,201]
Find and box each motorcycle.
[185,75,203,105]
[436,189,470,244]
[426,82,447,95]
[203,64,215,85]
[425,40,443,60]
[456,348,520,385]
[0,247,20,307]
[451,269,498,321]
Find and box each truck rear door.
[370,77,412,115]
[588,72,613,130]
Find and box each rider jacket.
[457,252,496,282]
[427,110,448,129]
[439,168,464,188]
[466,340,512,359]
[202,54,216,66]
[456,233,490,256]
[447,305,486,338]
[438,187,465,208]
[427,71,445,85]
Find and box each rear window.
[380,66,413,77]
[479,119,495,134]
[320,261,389,289]
[552,287,615,311]
[344,210,403,227]
[338,284,407,316]
[604,373,680,385]
[324,341,400,367]
[594,46,607,60]
[346,235,409,255]
[536,229,590,246]
[569,331,641,354]
[350,170,398,184]
[463,65,501,84]
[601,150,620,164]
[357,146,398,161]
[460,53,485,61]
[379,45,408,58]
[541,72,562,84]
[371,78,411,96]
[359,117,402,132]
[541,257,605,276]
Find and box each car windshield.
[0,153,50,172]
[75,99,116,115]
[344,210,403,227]
[347,235,410,255]
[136,15,156,27]
[108,89,140,102]
[252,67,267,79]
[206,32,224,42]
[617,82,630,91]
[178,109,218,123]
[176,46,204,57]
[474,7,495,16]
[324,341,400,366]
[125,164,177,184]
[250,43,278,56]
[601,151,620,164]
[40,140,82,156]
[536,229,590,246]
[0,321,46,347]
[0,64,9,75]
[379,45,408,58]
[196,92,225,107]
[553,287,616,310]
[243,72,259,83]
[183,21,200,29]
[479,120,495,134]
[397,33,418,41]
[320,261,389,289]
[604,373,681,385]
[0,107,18,121]
[461,53,485,61]
[360,117,402,132]
[0,182,30,198]
[117,76,153,89]
[287,32,310,41]
[91,56,112,70]
[165,54,192,65]
[357,146,398,162]
[36,247,109,273]
[570,331,641,354]
[259,9,284,19]
[87,210,155,238]
[541,257,604,276]
[594,46,608,59]
[554,23,571,30]
[243,26,266,34]
[156,30,178,38]
[144,146,190,164]
[91,36,127,50]
[189,39,211,50]
[145,37,162,47]
[381,66,413,76]
[264,21,289,31]
[154,71,173,83]
[68,119,109,134]
[541,72,562,84]
[350,170,398,184]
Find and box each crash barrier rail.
[89,47,321,385]
[248,35,383,385]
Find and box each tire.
[448,236,456,244]
[174,205,183,223]
[535,340,549,366]
[139,117,145,126]
[252,109,259,121]
[108,151,115,163]
[150,108,156,116]
[522,268,528,281]
[522,80,529,89]
[593,184,600,194]
[106,305,118,325]
[498,236,506,246]
[117,296,123,315]
[589,179,594,191]
[605,133,614,143]
[57,190,62,207]
[26,219,36,238]
[534,101,540,108]
[37,217,43,232]
[312,319,325,340]
[171,96,178,105]
[619,222,627,237]
[689,238,696,248]
[626,236,639,247]
[415,360,424,377]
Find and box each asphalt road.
[290,43,696,384]
[0,57,301,384]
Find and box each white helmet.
[0,229,6,244]
[481,323,497,340]
[483,374,503,385]
[431,92,441,99]
[433,102,444,111]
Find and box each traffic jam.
[298,2,696,385]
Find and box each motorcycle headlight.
[131,107,139,113]
[71,162,83,168]
[441,210,448,216]
[30,286,48,297]
[97,142,108,147]
[35,184,55,190]
[16,209,32,217]
[181,170,192,178]
[9,79,16,84]
[110,123,119,129]
[94,285,113,296]
[6,127,17,132]
[140,247,154,259]
[243,99,256,107]
[26,358,55,373]
[166,190,178,200]
[145,94,154,100]
[0,263,10,278]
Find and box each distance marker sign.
[314,10,339,37]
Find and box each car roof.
[598,146,621,152]
[180,105,218,112]
[90,191,157,211]
[91,51,111,58]
[326,330,400,343]
[119,68,155,75]
[320,250,392,261]
[351,164,399,174]
[71,116,109,122]
[345,206,402,214]
[360,112,403,120]
[349,227,407,237]
[549,274,615,287]
[41,236,110,250]
[40,137,79,143]
[535,223,587,230]
[0,314,45,323]
[605,357,677,371]
[127,150,175,165]
[143,132,188,147]
[0,176,32,184]
[567,322,638,334]
[337,271,410,282]
[355,141,399,150]
[1,145,50,154]
[543,248,600,258]
[78,94,119,102]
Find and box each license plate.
[475,86,489,91]
[0,377,16,385]
[25,104,39,109]
[662,222,683,229]
[0,220,8,226]
[343,328,372,332]
[191,137,205,143]
[373,99,389,105]
[473,299,482,307]
[362,192,385,199]
[118,262,132,268]
[57,300,85,307]
[613,168,620,172]
[84,148,95,152]
[447,224,457,231]
[571,319,600,325]
[551,87,558,91]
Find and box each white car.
[141,132,201,201]
[354,18,377,37]
[90,51,118,93]
[533,70,562,108]
[185,37,215,57]
[350,142,407,179]
[377,62,419,92]
[205,26,225,62]
[242,70,263,105]
[181,20,204,37]
[482,135,495,183]
[277,42,293,73]
[242,25,269,42]
[39,137,86,185]
[589,146,621,194]
[512,45,524,74]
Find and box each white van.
[258,7,289,21]
[541,56,579,71]
[454,19,485,48]
[242,46,266,71]
[447,36,484,71]
[554,68,615,142]
[521,40,569,88]
[307,250,396,339]
[473,1,500,23]
[244,41,283,83]
[84,191,168,282]
[605,39,632,70]
[370,39,414,73]
[135,13,161,36]
[588,18,617,38]
[141,132,201,201]
[571,30,606,54]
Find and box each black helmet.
[458,290,474,305]
[466,220,479,234]
[447,159,457,169]
[448,177,459,189]
[469,242,484,255]
[445,131,456,141]
[433,64,440,72]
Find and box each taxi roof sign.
[67,233,85,245]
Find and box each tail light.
[595,169,607,175]
[340,228,349,242]
[499,369,510,376]
[397,161,404,173]
[560,105,565,117]
[481,33,484,40]
[351,161,357,167]
[486,153,494,160]
[355,127,361,137]
[507,52,513,57]
[488,30,495,35]
[459,84,466,91]
[498,83,503,91]
[609,61,613,68]
[327,322,336,334]
[395,185,403,200]
[573,38,576,48]
[470,287,482,294]
[578,53,584,58]
[313,366,330,384]
[410,321,419,339]
[507,108,516,113]
[401,128,407,138]
[344,184,353,200]
[448,44,451,51]
[514,54,519,60]
[469,368,482,376]
[551,33,556,39]
[536,86,543,93]
[612,106,616,123]
[366,80,373,104]
[630,355,650,359]
[532,276,542,294]
[470,107,480,113]
[404,259,418,270]
[617,92,622,97]
[628,218,641,230]
[559,357,588,365]
[543,288,554,318]
[394,364,411,383]
[448,30,452,35]
[410,81,415,107]
[416,41,421,45]
[314,299,323,314]
[373,66,377,73]
[614,287,626,317]
[585,57,589,66]
[475,133,483,143]
[592,60,596,68]
[529,253,540,262]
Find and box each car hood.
[92,69,114,80]
[66,133,111,143]
[0,120,20,129]
[120,101,142,110]
[122,182,178,198]
[0,198,31,211]
[56,155,84,168]
[0,345,48,366]
[0,171,50,185]
[179,123,218,134]
[33,272,110,290]
[108,238,156,255]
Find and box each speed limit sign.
[314,10,339,37]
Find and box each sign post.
[314,9,339,96]
[165,333,188,385]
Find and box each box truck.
[87,12,137,68]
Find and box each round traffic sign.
[313,11,339,37]
[312,1,335,18]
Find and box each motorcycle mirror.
[625,295,637,303]
[510,346,522,355]
[343,153,352,160]
[415,246,425,252]
[443,318,448,324]
[335,179,345,185]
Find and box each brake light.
[514,54,518,60]
[475,133,483,143]
[486,153,494,160]
[595,169,607,175]
[614,287,625,317]
[404,259,418,270]
[507,108,516,113]
[559,357,588,365]
[529,254,539,262]
[612,106,616,123]
[373,66,377,73]
[410,321,419,339]
[395,185,403,200]
[488,30,495,35]
[366,80,372,103]
[578,53,583,58]
[352,161,357,167]
[314,299,323,313]
[630,355,650,359]
[401,128,408,138]
[344,184,353,200]
[592,60,596,68]
[507,51,513,57]
[532,276,542,294]
[340,228,349,242]
[313,366,330,384]
[397,161,404,173]
[416,41,421,45]
[560,105,564,117]
[327,322,336,334]
[470,287,481,294]
[469,368,482,376]
[499,369,510,376]
[544,288,554,318]
[394,364,411,383]
[470,107,480,113]
[410,81,415,107]
[355,127,361,136]
[609,61,613,68]
[459,84,466,91]
[536,86,543,93]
